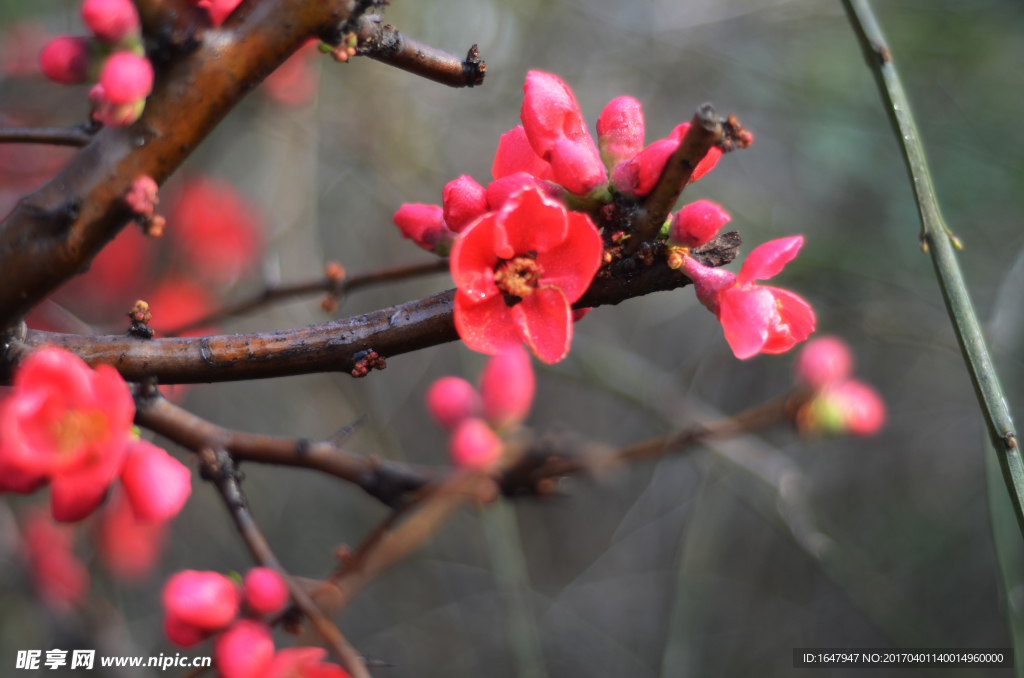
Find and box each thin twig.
[197,447,371,678]
[0,126,94,147]
[351,15,486,88]
[165,259,451,336]
[840,0,1024,538]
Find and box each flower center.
[51,410,108,455]
[494,254,543,303]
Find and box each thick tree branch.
[0,0,363,331]
[351,14,485,88]
[0,126,95,147]
[166,259,451,336]
[133,0,209,57]
[18,232,740,384]
[197,447,370,678]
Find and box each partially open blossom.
[668,200,730,249]
[449,418,503,470]
[0,348,135,521]
[214,620,275,678]
[21,510,89,611]
[676,236,815,359]
[392,203,456,255]
[794,336,854,390]
[426,377,482,431]
[120,440,192,522]
[800,379,886,437]
[492,125,552,181]
[521,71,606,196]
[451,187,603,363]
[442,175,489,233]
[81,0,139,43]
[243,567,289,615]
[99,52,153,105]
[193,0,244,27]
[478,346,535,427]
[96,489,168,583]
[163,570,240,634]
[170,178,264,285]
[596,96,644,169]
[485,172,561,213]
[39,36,90,84]
[125,175,159,218]
[262,647,352,678]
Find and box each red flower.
[449,418,502,470]
[163,570,240,644]
[492,125,552,181]
[170,177,264,285]
[120,439,192,521]
[96,488,168,583]
[451,187,603,363]
[81,0,139,43]
[668,200,730,249]
[442,175,489,233]
[215,620,275,678]
[426,376,482,432]
[21,509,89,611]
[478,345,534,428]
[261,647,352,678]
[799,379,886,437]
[794,336,854,390]
[0,348,135,521]
[392,203,456,255]
[99,52,153,105]
[39,36,90,84]
[243,567,289,615]
[677,236,815,359]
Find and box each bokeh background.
[2,0,1024,676]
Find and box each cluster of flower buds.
[39,0,153,127]
[163,567,350,677]
[0,348,192,523]
[426,346,535,470]
[125,175,166,237]
[793,336,886,436]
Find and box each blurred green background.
[3,0,1024,676]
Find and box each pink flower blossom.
[214,620,275,678]
[39,36,90,84]
[120,439,192,522]
[0,348,135,521]
[451,187,603,364]
[479,346,535,428]
[81,0,139,43]
[794,336,854,390]
[442,175,489,233]
[163,570,240,638]
[426,377,482,432]
[668,200,730,249]
[449,418,502,470]
[392,203,456,255]
[596,96,644,169]
[243,567,290,615]
[677,236,815,359]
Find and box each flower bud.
[611,138,675,197]
[426,376,482,431]
[668,200,730,249]
[125,175,159,218]
[521,70,588,159]
[39,36,90,84]
[214,620,275,678]
[121,440,192,522]
[81,0,139,43]
[794,336,854,390]
[243,567,289,615]
[392,203,456,254]
[449,418,503,470]
[479,346,535,427]
[597,96,644,169]
[801,379,886,437]
[549,137,608,196]
[99,52,153,106]
[164,613,209,647]
[442,175,489,233]
[163,570,239,632]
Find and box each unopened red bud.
[800,379,886,437]
[121,440,192,522]
[479,345,535,428]
[243,567,289,615]
[39,36,90,84]
[125,175,159,217]
[426,376,482,431]
[668,200,730,249]
[597,96,644,169]
[214,620,274,678]
[442,175,489,233]
[81,0,139,43]
[794,336,854,390]
[163,570,239,632]
[325,261,346,282]
[100,52,153,105]
[449,418,502,470]
[392,203,455,254]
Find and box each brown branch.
[18,232,741,384]
[197,446,371,678]
[0,126,95,147]
[133,0,210,57]
[351,14,485,88]
[0,0,365,331]
[165,258,451,336]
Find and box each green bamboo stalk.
[840,0,1024,538]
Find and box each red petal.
[121,440,192,522]
[493,187,568,259]
[759,286,816,354]
[454,291,521,356]
[491,126,552,181]
[717,286,774,360]
[449,214,500,303]
[691,146,722,182]
[549,137,608,196]
[511,287,572,364]
[536,211,603,303]
[738,236,803,286]
[521,71,589,159]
